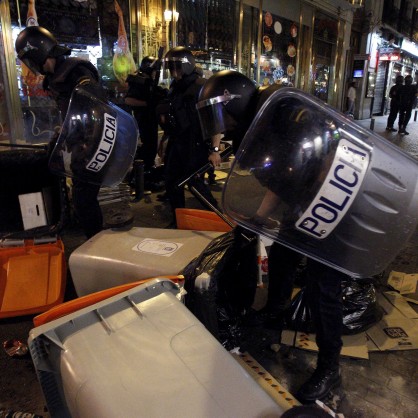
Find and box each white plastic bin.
[69,227,222,296]
[28,279,284,418]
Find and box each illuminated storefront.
[0,0,355,146]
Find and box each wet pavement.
[0,114,417,417]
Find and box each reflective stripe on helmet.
[196,92,242,109]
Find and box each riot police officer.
[197,70,346,404]
[162,46,218,224]
[15,26,105,239]
[125,56,166,190]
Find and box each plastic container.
[69,227,223,296]
[175,208,233,232]
[28,278,284,418]
[0,239,66,318]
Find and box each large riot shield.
[223,88,418,277]
[49,86,138,187]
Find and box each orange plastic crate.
[0,239,66,318]
[175,208,234,232]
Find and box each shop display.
[113,0,136,85]
[259,10,298,85]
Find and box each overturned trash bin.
[28,279,284,418]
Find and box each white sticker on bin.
[296,138,370,239]
[132,238,183,256]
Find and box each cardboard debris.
[281,330,369,359]
[365,335,380,352]
[404,296,418,305]
[365,290,418,351]
[387,271,418,295]
[281,289,418,355]
[365,316,418,351]
[381,291,418,319]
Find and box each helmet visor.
[19,56,42,75]
[197,101,227,139]
[162,58,184,79]
[197,93,241,139]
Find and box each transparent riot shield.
[49,86,138,187]
[223,88,418,277]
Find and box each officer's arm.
[208,133,223,167]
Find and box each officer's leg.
[165,142,186,213]
[296,259,344,403]
[72,179,103,239]
[187,143,219,209]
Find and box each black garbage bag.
[342,278,384,335]
[181,226,258,349]
[285,278,383,335]
[285,287,315,333]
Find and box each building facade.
[5,0,418,147]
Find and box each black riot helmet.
[163,46,195,78]
[15,26,71,75]
[196,70,257,139]
[140,56,161,75]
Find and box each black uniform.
[387,82,403,130]
[43,56,104,239]
[246,84,346,402]
[125,72,165,171]
[165,72,218,217]
[398,81,417,133]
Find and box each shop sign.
[379,47,400,61]
[401,39,418,57]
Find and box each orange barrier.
[33,275,184,327]
[175,208,234,232]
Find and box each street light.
[164,10,172,22]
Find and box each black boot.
[296,367,341,404]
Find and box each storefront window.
[173,0,235,79]
[311,12,338,102]
[257,10,298,86]
[9,0,137,144]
